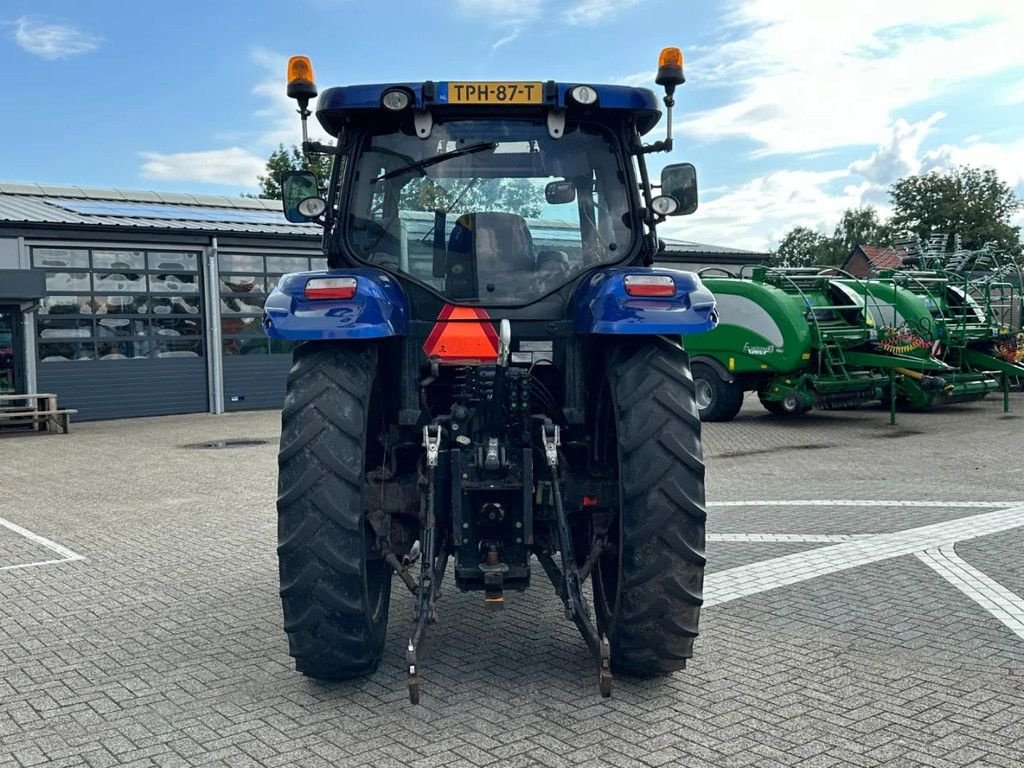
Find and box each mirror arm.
[296,96,344,156]
[637,139,673,155]
[633,145,658,237]
[636,86,676,155]
[302,140,340,155]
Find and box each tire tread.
[277,342,391,680]
[600,338,707,676]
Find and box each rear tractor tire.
[593,339,707,676]
[277,342,392,680]
[691,362,743,422]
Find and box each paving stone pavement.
[1,393,1023,767]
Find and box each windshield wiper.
[373,141,498,183]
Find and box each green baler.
[880,271,1023,375]
[837,277,1001,408]
[686,267,949,421]
[890,236,1024,386]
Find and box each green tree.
[249,144,333,200]
[888,166,1022,254]
[397,177,542,218]
[771,226,842,268]
[833,206,885,254]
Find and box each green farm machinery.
[869,235,1024,404]
[836,276,1000,408]
[685,266,951,421]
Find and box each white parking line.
[916,545,1024,641]
[0,516,85,571]
[708,500,1023,508]
[704,503,1024,607]
[708,533,859,543]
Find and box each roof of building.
[847,244,908,270]
[0,182,319,237]
[660,239,769,262]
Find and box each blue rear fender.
[573,268,718,335]
[264,268,409,340]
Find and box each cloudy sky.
[3,0,1023,251]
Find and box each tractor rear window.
[344,119,634,304]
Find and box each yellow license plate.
[447,81,543,105]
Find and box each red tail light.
[624,275,676,297]
[304,277,357,300]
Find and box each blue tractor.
[265,49,718,702]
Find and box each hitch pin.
[422,425,441,468]
[541,423,560,468]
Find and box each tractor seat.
[447,212,536,299]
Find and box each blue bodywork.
[264,269,409,340]
[265,267,717,340]
[316,82,662,137]
[573,268,718,335]
[266,80,717,342]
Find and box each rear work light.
[304,277,357,300]
[624,275,676,297]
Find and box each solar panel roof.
[46,198,287,225]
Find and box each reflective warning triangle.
[423,305,500,364]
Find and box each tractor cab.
[276,54,700,313]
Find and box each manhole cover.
[182,439,270,450]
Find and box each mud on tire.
[277,342,392,680]
[593,338,707,676]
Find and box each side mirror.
[659,163,698,216]
[545,180,576,205]
[281,170,325,223]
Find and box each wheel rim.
[695,378,714,410]
[783,394,799,412]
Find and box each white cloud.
[139,148,266,186]
[454,0,542,48]
[849,113,944,185]
[686,1,1024,156]
[454,0,542,27]
[1002,80,1024,105]
[660,113,1003,251]
[564,0,641,26]
[660,168,854,252]
[11,16,101,60]
[250,46,305,147]
[921,138,1024,188]
[614,70,656,87]
[136,46,333,188]
[139,47,327,187]
[454,0,637,46]
[491,30,520,51]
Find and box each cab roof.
[315,81,662,137]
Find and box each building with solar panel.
[0,182,766,420]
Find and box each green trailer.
[686,267,949,421]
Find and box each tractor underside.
[367,327,619,701]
